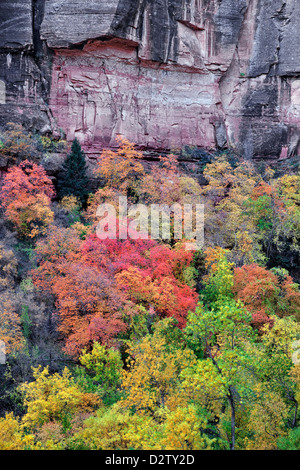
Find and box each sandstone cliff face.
[0,0,300,159]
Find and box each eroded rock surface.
[1,0,300,159]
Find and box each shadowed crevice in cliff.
[0,0,33,50]
[214,0,248,49]
[32,0,53,104]
[239,0,300,158]
[32,0,46,58]
[247,0,300,78]
[111,0,180,63]
[0,0,57,133]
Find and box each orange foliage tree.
[233,264,300,331]
[31,226,135,358]
[0,294,25,356]
[0,160,55,238]
[95,137,145,194]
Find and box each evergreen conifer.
[57,138,89,205]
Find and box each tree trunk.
[292,400,298,428]
[228,387,235,450]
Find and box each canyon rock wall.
[1,0,300,159]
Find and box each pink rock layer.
[49,39,226,154]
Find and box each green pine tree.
[57,138,89,205]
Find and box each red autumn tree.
[106,239,198,328]
[31,226,135,358]
[80,234,156,274]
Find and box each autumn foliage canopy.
[1,134,300,451]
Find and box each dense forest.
[0,123,300,450]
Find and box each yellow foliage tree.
[0,413,36,450]
[75,405,135,450]
[7,193,54,239]
[20,366,100,430]
[161,405,215,450]
[120,319,196,415]
[245,387,289,450]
